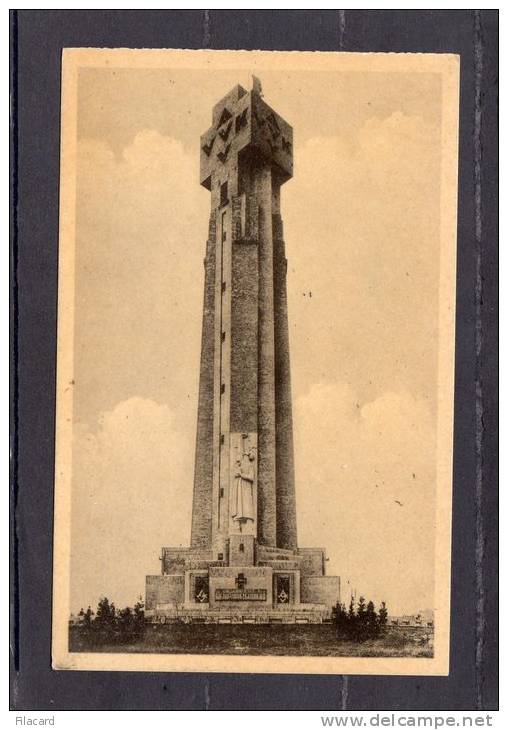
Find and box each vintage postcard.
[52,48,459,675]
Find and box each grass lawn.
[69,624,433,657]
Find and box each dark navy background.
[10,10,498,710]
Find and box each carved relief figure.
[232,433,256,525]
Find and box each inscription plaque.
[215,588,267,601]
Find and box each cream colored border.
[52,48,459,675]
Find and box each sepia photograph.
[51,48,459,675]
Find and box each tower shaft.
[192,82,297,556]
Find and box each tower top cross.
[199,79,293,191]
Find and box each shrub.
[73,596,145,645]
[333,597,388,642]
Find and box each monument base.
[145,543,340,625]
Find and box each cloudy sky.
[69,57,444,616]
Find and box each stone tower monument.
[146,79,340,623]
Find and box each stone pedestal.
[146,541,339,624]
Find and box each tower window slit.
[220,181,228,208]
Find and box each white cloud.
[284,112,441,410]
[294,383,436,615]
[74,131,208,427]
[71,397,193,612]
